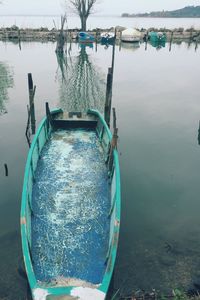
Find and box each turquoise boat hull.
[78,32,95,43]
[149,31,166,43]
[21,109,121,300]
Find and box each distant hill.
[122,6,200,18]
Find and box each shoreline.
[0,26,200,42]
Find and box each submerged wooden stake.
[4,163,8,177]
[111,28,117,74]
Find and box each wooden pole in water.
[95,29,98,52]
[18,29,21,50]
[112,107,117,130]
[28,73,36,135]
[111,28,117,75]
[108,108,118,172]
[119,31,122,51]
[145,30,148,51]
[198,120,200,145]
[45,102,53,130]
[169,30,173,52]
[25,104,31,148]
[4,163,8,177]
[105,67,113,127]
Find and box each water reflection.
[0,40,200,300]
[120,41,140,52]
[150,40,166,50]
[198,121,200,145]
[0,62,14,116]
[57,44,105,113]
[25,74,36,147]
[0,231,31,299]
[4,163,8,177]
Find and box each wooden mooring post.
[104,33,116,127]
[108,108,118,172]
[198,121,200,145]
[111,28,117,74]
[45,102,54,131]
[4,163,8,177]
[105,67,113,127]
[169,31,174,52]
[28,73,36,135]
[18,29,21,50]
[144,31,148,51]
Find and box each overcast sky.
[0,0,200,16]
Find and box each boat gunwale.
[21,108,62,289]
[20,108,121,298]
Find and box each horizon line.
[0,13,121,17]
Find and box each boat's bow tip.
[71,287,106,300]
[33,287,105,300]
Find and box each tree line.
[122,6,200,18]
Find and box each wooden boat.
[100,32,115,45]
[78,32,95,43]
[148,31,166,43]
[121,28,141,43]
[21,106,121,300]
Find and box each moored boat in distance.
[148,31,166,43]
[21,107,121,300]
[100,32,115,45]
[121,28,141,43]
[78,31,95,43]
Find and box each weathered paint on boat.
[21,109,121,300]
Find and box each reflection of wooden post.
[105,67,113,127]
[145,30,148,51]
[169,31,173,52]
[28,73,36,135]
[4,163,8,176]
[108,108,118,172]
[55,15,67,54]
[113,107,116,129]
[195,40,198,52]
[95,29,98,52]
[190,29,193,42]
[119,31,122,51]
[111,28,116,74]
[198,120,200,145]
[18,29,21,50]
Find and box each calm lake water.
[1,15,200,30]
[0,39,200,299]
